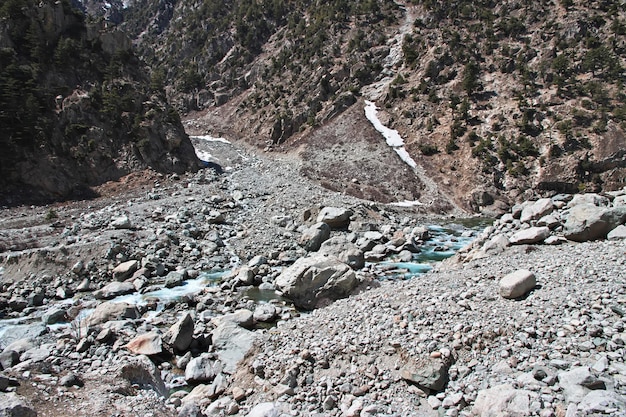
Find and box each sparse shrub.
[45,208,58,221]
[419,143,439,155]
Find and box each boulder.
[213,310,254,329]
[0,351,20,370]
[0,393,36,417]
[94,281,135,300]
[87,302,140,326]
[607,224,626,240]
[401,358,450,392]
[472,384,532,417]
[118,355,167,396]
[234,267,255,286]
[299,222,331,252]
[558,366,598,403]
[478,234,510,257]
[578,390,626,414]
[212,321,257,374]
[112,260,139,281]
[126,332,162,356]
[317,207,352,229]
[567,193,610,208]
[164,270,187,288]
[164,312,194,352]
[181,380,228,409]
[509,227,550,245]
[499,269,536,299]
[253,304,277,323]
[41,308,66,325]
[520,198,554,223]
[185,354,222,383]
[410,226,430,242]
[536,214,561,229]
[275,254,358,310]
[318,236,365,270]
[564,204,626,242]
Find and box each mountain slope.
[0,0,199,205]
[82,0,626,212]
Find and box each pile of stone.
[225,235,626,417]
[461,188,626,262]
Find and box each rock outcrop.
[0,0,199,205]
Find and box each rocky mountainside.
[78,0,626,212]
[0,0,199,206]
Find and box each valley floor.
[0,135,624,417]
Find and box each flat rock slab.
[94,281,136,300]
[212,321,257,374]
[126,332,163,356]
[112,260,139,281]
[472,384,533,417]
[499,269,536,299]
[509,227,550,244]
[608,224,626,240]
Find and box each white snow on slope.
[390,200,424,207]
[191,135,231,144]
[364,100,417,169]
[195,150,214,162]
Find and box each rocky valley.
[0,133,625,417]
[1,0,626,416]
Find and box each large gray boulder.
[164,312,194,352]
[212,321,257,374]
[118,355,167,396]
[275,253,358,309]
[0,393,37,417]
[299,222,331,251]
[185,353,222,383]
[564,204,626,242]
[318,236,365,270]
[317,207,353,229]
[520,198,554,223]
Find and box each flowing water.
[373,219,491,279]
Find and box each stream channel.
[0,219,491,343]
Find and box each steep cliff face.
[77,0,626,212]
[0,0,199,205]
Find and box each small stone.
[111,214,132,229]
[232,386,246,402]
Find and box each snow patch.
[390,200,424,207]
[190,135,231,144]
[195,150,214,162]
[364,100,417,169]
